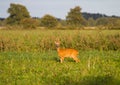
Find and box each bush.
[20,18,39,29]
[40,14,58,28]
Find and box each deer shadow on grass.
[53,57,77,63]
[80,75,120,85]
[56,75,120,85]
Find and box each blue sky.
[0,0,120,19]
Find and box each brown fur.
[55,40,80,63]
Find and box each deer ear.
[55,40,60,45]
[54,41,57,44]
[55,38,60,43]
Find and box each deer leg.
[60,57,64,63]
[73,57,80,63]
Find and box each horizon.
[0,12,119,20]
[0,0,120,19]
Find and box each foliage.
[0,51,120,85]
[40,14,58,28]
[66,6,87,28]
[6,3,30,25]
[0,20,6,26]
[96,18,120,29]
[88,18,96,26]
[82,12,107,20]
[20,18,39,29]
[0,30,120,52]
[3,3,120,30]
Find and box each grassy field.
[0,30,120,85]
[0,30,120,51]
[0,51,120,85]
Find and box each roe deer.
[55,40,80,63]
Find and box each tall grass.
[0,30,120,52]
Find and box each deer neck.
[56,46,60,52]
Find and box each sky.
[0,0,120,19]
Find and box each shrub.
[40,14,58,28]
[20,18,39,29]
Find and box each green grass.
[0,51,120,85]
[0,30,120,85]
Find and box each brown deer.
[55,40,80,63]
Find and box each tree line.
[0,3,120,30]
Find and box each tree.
[107,18,120,29]
[66,6,87,27]
[40,14,58,28]
[96,17,120,29]
[88,18,96,26]
[96,18,109,26]
[6,3,30,25]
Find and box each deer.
[55,40,80,63]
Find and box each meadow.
[0,30,120,85]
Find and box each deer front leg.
[60,57,64,63]
[73,57,80,63]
